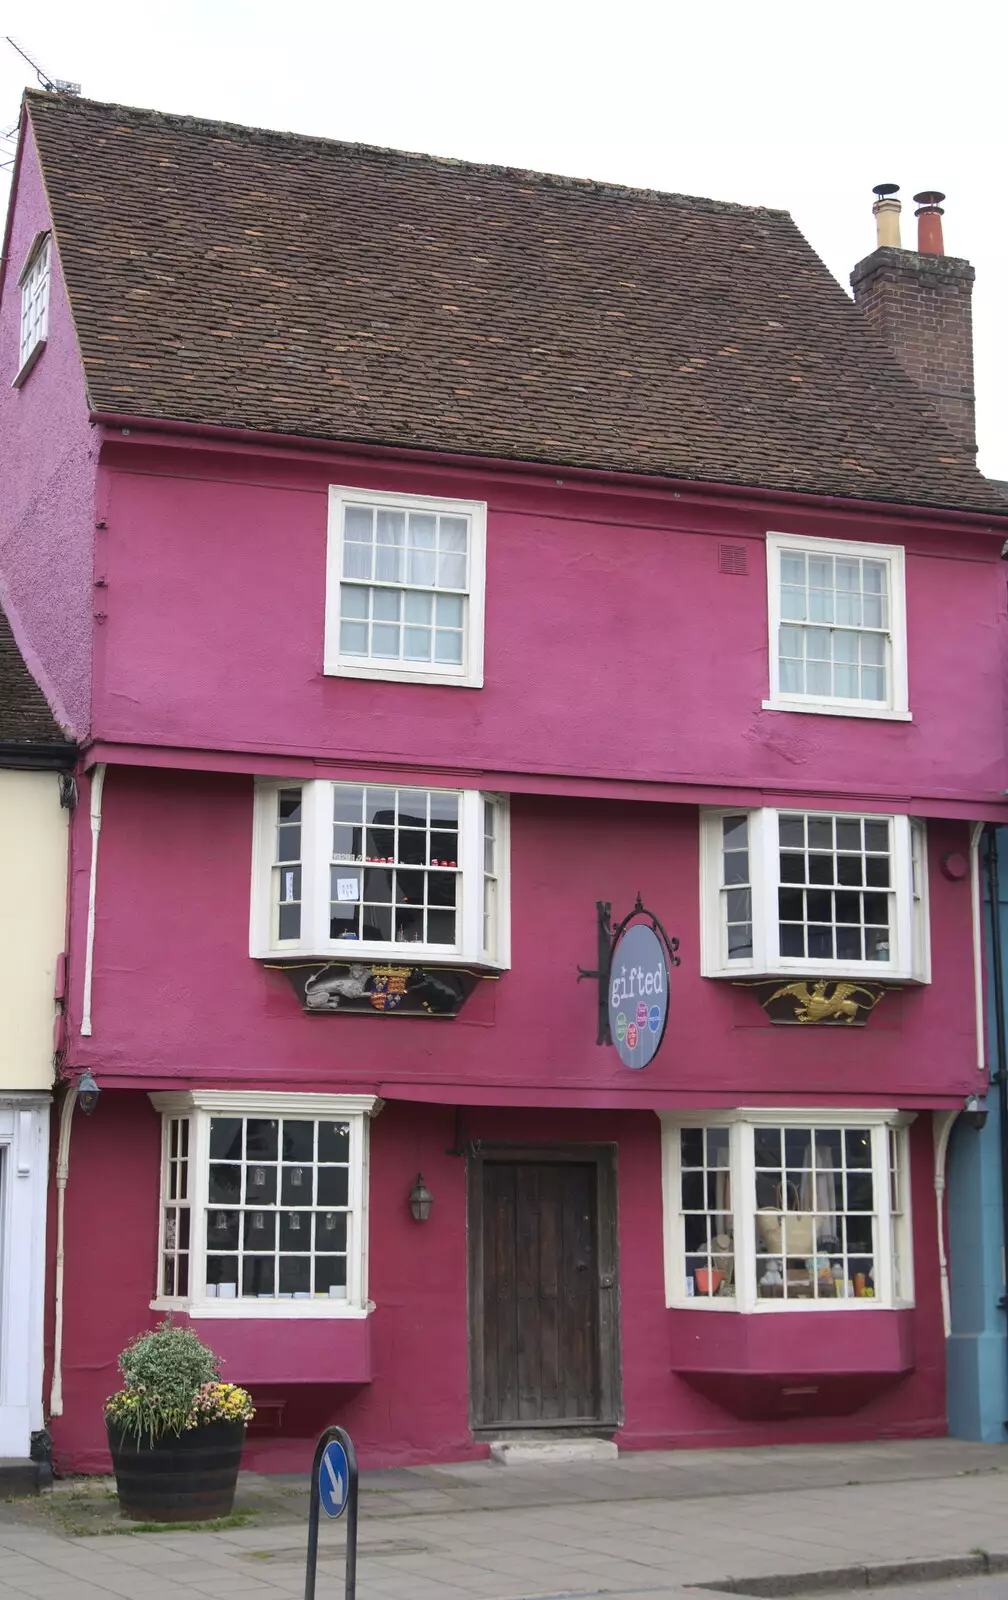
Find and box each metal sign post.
[305,1426,358,1600]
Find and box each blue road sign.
[319,1438,350,1519]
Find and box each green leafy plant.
[104,1319,252,1445]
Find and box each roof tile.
[21,92,1008,517]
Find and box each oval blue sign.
[607,922,669,1069]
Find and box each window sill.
[259,945,507,971]
[669,1297,897,1313]
[762,697,912,722]
[704,962,925,984]
[325,659,483,689]
[11,338,46,389]
[152,1297,370,1320]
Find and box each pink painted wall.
[47,1095,946,1474]
[0,123,96,737]
[66,768,980,1107]
[89,439,1007,806]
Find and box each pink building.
[3,92,1008,1473]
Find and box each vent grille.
[719,543,749,576]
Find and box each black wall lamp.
[963,1094,989,1131]
[76,1069,101,1116]
[408,1173,434,1222]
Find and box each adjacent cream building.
[0,610,73,1474]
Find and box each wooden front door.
[477,1159,602,1426]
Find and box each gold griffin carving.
[762,979,885,1024]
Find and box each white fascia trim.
[324,484,487,688]
[148,1090,382,1118]
[765,530,909,720]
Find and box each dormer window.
[15,233,51,385]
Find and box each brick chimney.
[850,185,977,459]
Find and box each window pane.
[679,1125,734,1298]
[343,542,373,581]
[340,586,368,620]
[404,627,432,661]
[436,593,464,627]
[210,1118,242,1159]
[371,624,399,657]
[435,630,464,665]
[723,816,749,850]
[404,591,433,624]
[439,517,467,551]
[345,506,373,541]
[409,513,437,548]
[340,621,368,655]
[407,548,437,586]
[318,1121,350,1162]
[438,552,467,589]
[372,589,401,622]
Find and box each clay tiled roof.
[0,607,67,744]
[22,92,1008,517]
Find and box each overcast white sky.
[3,0,1006,480]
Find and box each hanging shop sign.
[578,893,680,1069]
[269,961,486,1018]
[607,922,669,1069]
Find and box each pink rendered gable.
[0,118,95,739]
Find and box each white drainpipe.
[970,821,986,1073]
[52,765,107,1414]
[49,1084,79,1417]
[80,764,105,1038]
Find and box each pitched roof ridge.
[23,89,789,221]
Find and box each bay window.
[151,1092,378,1317]
[251,779,509,965]
[660,1112,914,1312]
[699,807,928,981]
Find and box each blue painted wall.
[946,831,1008,1440]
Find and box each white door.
[0,1099,50,1459]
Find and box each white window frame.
[250,778,510,968]
[149,1091,379,1319]
[764,531,910,721]
[659,1108,915,1314]
[324,485,487,688]
[699,807,929,983]
[14,232,51,387]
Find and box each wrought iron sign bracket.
[578,893,680,1046]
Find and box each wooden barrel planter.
[106,1420,246,1522]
